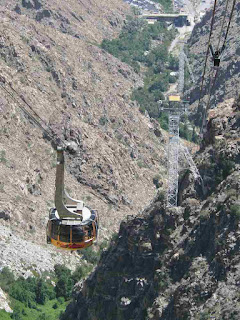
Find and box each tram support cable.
[216,0,230,51]
[0,80,66,148]
[197,0,218,113]
[199,0,236,136]
[221,0,236,50]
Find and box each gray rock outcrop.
[0,288,12,313]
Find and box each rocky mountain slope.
[187,0,240,119]
[61,2,240,318]
[0,0,167,275]
[62,92,240,320]
[1,0,128,42]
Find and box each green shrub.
[10,306,23,320]
[0,267,15,292]
[183,207,191,220]
[169,75,177,83]
[230,204,240,219]
[21,309,27,316]
[158,113,168,131]
[71,265,90,284]
[221,159,235,178]
[168,54,179,70]
[54,265,73,301]
[99,239,108,251]
[152,0,173,12]
[81,247,100,264]
[199,311,211,320]
[0,150,7,164]
[35,279,48,305]
[153,175,161,188]
[192,126,199,144]
[179,123,192,141]
[99,116,108,126]
[44,280,56,300]
[111,232,119,242]
[37,313,51,320]
[9,277,37,307]
[0,309,12,319]
[55,276,73,301]
[57,297,65,304]
[157,190,165,202]
[215,158,235,184]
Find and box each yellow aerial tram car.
[47,147,98,250]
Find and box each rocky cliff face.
[0,0,167,275]
[186,0,240,119]
[62,96,240,320]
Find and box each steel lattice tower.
[166,44,185,207]
[167,115,180,206]
[160,44,202,207]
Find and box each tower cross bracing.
[167,115,180,207]
[160,44,202,207]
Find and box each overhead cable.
[220,0,236,50]
[0,81,65,147]
[199,0,236,136]
[216,0,230,51]
[197,0,218,113]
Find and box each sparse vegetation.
[215,158,235,185]
[71,265,92,284]
[99,116,108,126]
[152,0,173,12]
[80,246,101,265]
[199,311,211,320]
[85,195,91,201]
[230,204,240,219]
[157,189,165,202]
[183,207,191,220]
[0,150,7,164]
[137,159,148,168]
[156,270,170,290]
[0,182,4,192]
[153,174,161,188]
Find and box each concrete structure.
[141,13,190,26]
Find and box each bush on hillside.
[0,267,15,292]
[230,204,240,219]
[9,277,37,307]
[54,265,73,301]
